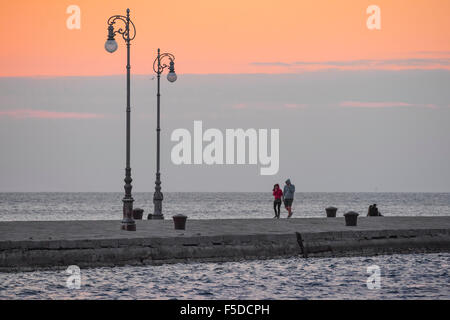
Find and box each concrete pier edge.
[0,217,449,272]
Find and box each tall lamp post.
[148,49,177,220]
[105,9,137,231]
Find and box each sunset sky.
[0,0,449,76]
[0,1,449,192]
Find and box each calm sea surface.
[0,192,449,299]
[0,192,449,221]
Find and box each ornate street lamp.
[105,9,137,231]
[148,49,177,220]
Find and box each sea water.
[0,192,449,299]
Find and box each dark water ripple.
[0,253,448,300]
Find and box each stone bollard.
[325,206,338,217]
[133,208,144,220]
[344,211,359,226]
[172,214,188,230]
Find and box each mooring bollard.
[132,208,144,220]
[325,206,338,217]
[173,214,187,230]
[344,211,359,226]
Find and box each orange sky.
[0,0,449,76]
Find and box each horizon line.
[1,69,450,79]
[1,191,449,194]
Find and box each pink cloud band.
[0,109,105,119]
[232,103,307,110]
[339,101,437,108]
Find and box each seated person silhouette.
[367,204,383,216]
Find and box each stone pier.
[0,217,449,271]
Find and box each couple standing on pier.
[272,179,295,219]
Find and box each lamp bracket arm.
[107,15,136,42]
[153,53,175,74]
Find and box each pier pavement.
[1,217,449,271]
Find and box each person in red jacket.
[272,184,283,219]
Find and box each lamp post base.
[122,195,135,231]
[152,172,164,220]
[121,221,137,231]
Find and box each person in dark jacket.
[283,179,295,218]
